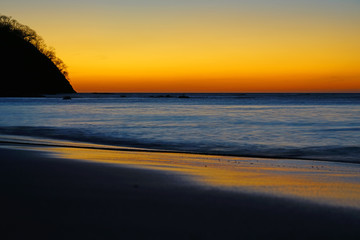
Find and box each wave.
[0,126,359,164]
[318,127,360,132]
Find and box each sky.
[1,0,360,92]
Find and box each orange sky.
[2,0,360,92]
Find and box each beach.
[2,1,360,238]
[2,140,360,240]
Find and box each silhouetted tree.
[0,15,69,79]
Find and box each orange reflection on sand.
[48,147,360,209]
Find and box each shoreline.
[1,134,359,164]
[2,142,360,239]
[2,135,360,209]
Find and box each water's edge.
[1,134,359,165]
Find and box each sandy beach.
[2,2,360,239]
[2,140,360,239]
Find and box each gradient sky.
[1,0,360,92]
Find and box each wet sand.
[1,144,360,239]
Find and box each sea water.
[0,93,359,163]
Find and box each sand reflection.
[46,146,360,209]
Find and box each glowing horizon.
[1,0,360,92]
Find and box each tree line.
[0,15,69,79]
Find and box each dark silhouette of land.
[0,16,76,97]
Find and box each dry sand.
[1,143,360,239]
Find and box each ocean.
[1,93,359,163]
